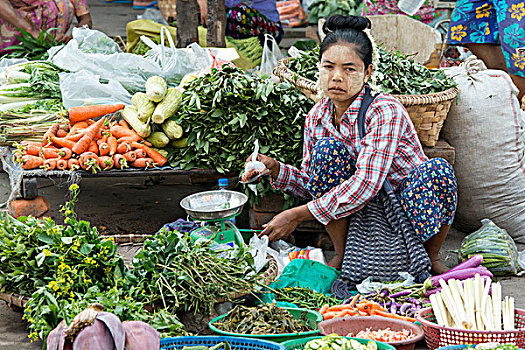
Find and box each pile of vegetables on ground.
[0,185,269,343]
[286,46,457,95]
[264,286,341,309]
[213,303,312,335]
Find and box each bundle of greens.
[286,46,457,95]
[169,65,313,202]
[308,0,360,23]
[266,286,341,309]
[0,99,66,145]
[2,28,62,61]
[0,60,63,111]
[130,229,261,316]
[0,185,187,342]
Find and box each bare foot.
[430,259,449,275]
[327,253,344,270]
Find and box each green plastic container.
[208,307,322,343]
[282,336,396,350]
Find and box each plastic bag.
[458,219,520,276]
[142,27,212,85]
[137,8,169,25]
[51,27,162,93]
[73,26,122,54]
[267,239,326,276]
[259,34,283,79]
[247,234,270,273]
[356,272,416,295]
[266,259,339,295]
[276,0,309,27]
[59,71,132,108]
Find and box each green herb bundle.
[308,0,360,23]
[268,286,341,309]
[287,46,457,95]
[130,229,261,316]
[214,303,312,334]
[2,28,62,61]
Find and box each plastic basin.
[208,307,322,343]
[318,316,424,350]
[160,336,285,350]
[282,335,395,350]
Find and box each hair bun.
[322,15,371,34]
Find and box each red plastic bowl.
[318,316,424,350]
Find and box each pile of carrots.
[12,104,167,173]
[319,294,417,323]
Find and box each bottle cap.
[218,178,229,187]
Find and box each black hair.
[320,15,373,69]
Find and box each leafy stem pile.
[2,28,62,61]
[308,0,360,23]
[168,65,314,203]
[130,230,261,316]
[287,46,456,95]
[266,286,342,309]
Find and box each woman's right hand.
[245,154,280,179]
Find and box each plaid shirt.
[271,88,428,225]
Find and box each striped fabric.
[271,87,428,225]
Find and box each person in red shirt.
[247,15,457,275]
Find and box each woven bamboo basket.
[274,58,459,147]
[158,0,177,22]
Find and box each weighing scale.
[180,190,253,247]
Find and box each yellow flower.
[65,209,72,216]
[43,249,51,257]
[69,184,79,191]
[476,4,492,18]
[485,25,490,35]
[450,25,467,41]
[510,3,525,21]
[48,281,59,291]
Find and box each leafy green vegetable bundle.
[170,65,313,173]
[130,229,261,316]
[287,47,457,95]
[308,0,360,23]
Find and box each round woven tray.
[274,57,460,147]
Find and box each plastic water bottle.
[397,0,425,15]
[218,178,236,225]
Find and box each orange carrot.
[20,144,41,156]
[117,142,132,154]
[88,140,99,155]
[99,143,110,156]
[79,152,99,173]
[322,312,339,320]
[86,119,95,125]
[21,140,43,147]
[117,135,141,143]
[110,125,136,139]
[132,158,155,168]
[43,124,60,145]
[123,151,137,162]
[72,117,106,155]
[56,159,68,170]
[98,156,114,170]
[68,158,80,171]
[19,155,44,170]
[57,129,67,138]
[57,148,72,160]
[113,154,128,169]
[327,304,356,313]
[96,135,108,146]
[50,136,76,150]
[42,159,56,171]
[65,132,85,142]
[349,294,360,308]
[134,149,147,159]
[68,121,89,135]
[118,119,130,129]
[68,104,125,124]
[319,304,329,315]
[131,142,167,166]
[42,147,59,159]
[107,136,118,156]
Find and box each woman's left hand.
[258,205,315,241]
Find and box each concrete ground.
[0,2,524,349]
